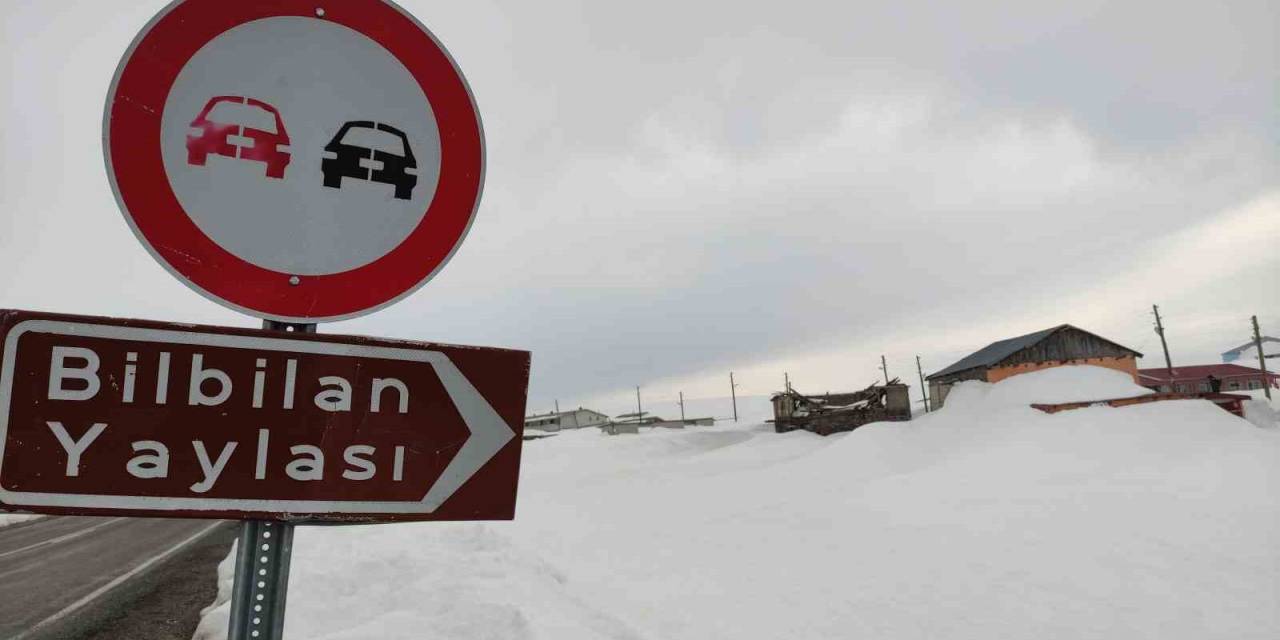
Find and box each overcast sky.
[2,0,1276,417]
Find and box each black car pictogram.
[321,121,418,200]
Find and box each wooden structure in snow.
[1031,392,1249,418]
[770,380,912,435]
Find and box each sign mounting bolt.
[289,276,301,286]
[315,7,326,18]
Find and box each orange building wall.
[985,356,1139,384]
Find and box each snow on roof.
[945,364,1153,410]
[1137,363,1279,382]
[525,408,608,420]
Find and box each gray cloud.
[1,0,1275,412]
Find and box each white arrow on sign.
[420,353,515,510]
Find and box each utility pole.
[635,386,642,425]
[880,355,889,385]
[1253,315,1272,401]
[1152,305,1175,389]
[784,372,790,392]
[678,391,685,421]
[554,399,559,413]
[916,355,930,413]
[730,372,739,422]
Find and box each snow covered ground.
[194,366,1279,639]
[0,514,41,528]
[1236,388,1280,429]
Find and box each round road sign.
[104,0,484,323]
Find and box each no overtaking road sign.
[104,0,485,323]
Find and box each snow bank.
[0,514,42,528]
[195,367,1280,639]
[1236,387,1280,407]
[1244,399,1279,428]
[191,539,237,640]
[1237,389,1280,428]
[943,364,1153,411]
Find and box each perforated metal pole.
[227,321,314,640]
[228,520,295,640]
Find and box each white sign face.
[159,17,443,276]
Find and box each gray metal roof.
[928,324,1144,381]
[926,323,1143,381]
[928,325,1067,380]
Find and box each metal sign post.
[228,520,295,640]
[226,320,313,639]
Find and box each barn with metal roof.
[926,324,1143,408]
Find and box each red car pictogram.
[186,96,291,179]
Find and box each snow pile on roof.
[944,364,1153,411]
[194,367,1279,640]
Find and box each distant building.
[597,412,716,432]
[613,412,663,425]
[524,408,610,432]
[1137,364,1279,393]
[770,383,911,435]
[1222,337,1278,364]
[926,324,1142,409]
[601,422,640,435]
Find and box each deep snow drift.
[194,366,1279,639]
[1238,388,1280,429]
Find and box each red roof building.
[1137,363,1279,393]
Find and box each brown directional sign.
[0,310,529,523]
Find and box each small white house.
[524,408,610,432]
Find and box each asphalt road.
[0,516,234,640]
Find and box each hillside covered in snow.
[195,366,1279,639]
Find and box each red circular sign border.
[104,0,484,323]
